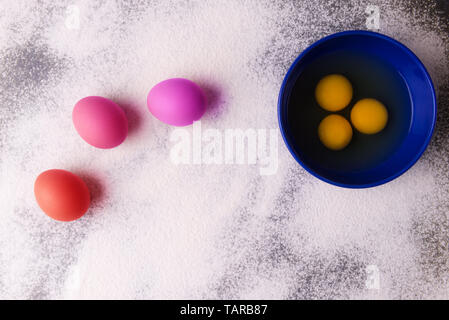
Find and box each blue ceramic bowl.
[278,30,436,188]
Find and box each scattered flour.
[0,0,448,299]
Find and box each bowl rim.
[277,30,437,189]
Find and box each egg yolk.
[350,98,388,134]
[315,74,353,111]
[318,114,353,151]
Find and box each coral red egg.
[34,169,90,222]
[73,96,128,149]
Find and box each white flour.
[0,0,448,299]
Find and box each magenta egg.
[147,78,206,126]
[73,96,128,149]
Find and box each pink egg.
[147,78,206,126]
[73,96,128,149]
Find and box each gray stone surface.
[0,0,447,299]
